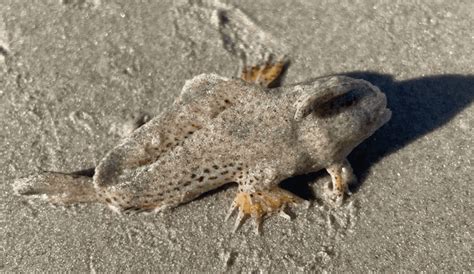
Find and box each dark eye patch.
[313,88,367,117]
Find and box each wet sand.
[1,0,473,271]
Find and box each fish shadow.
[281,72,474,199]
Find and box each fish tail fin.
[13,171,98,205]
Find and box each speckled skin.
[14,73,391,228]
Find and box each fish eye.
[313,88,367,117]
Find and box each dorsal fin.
[177,73,229,104]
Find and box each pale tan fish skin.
[13,62,391,233]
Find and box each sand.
[1,0,473,271]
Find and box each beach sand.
[1,0,472,271]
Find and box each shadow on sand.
[281,72,474,200]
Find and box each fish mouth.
[380,108,392,125]
[367,84,391,130]
[374,107,392,129]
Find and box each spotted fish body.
[14,72,391,229]
[94,75,267,212]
